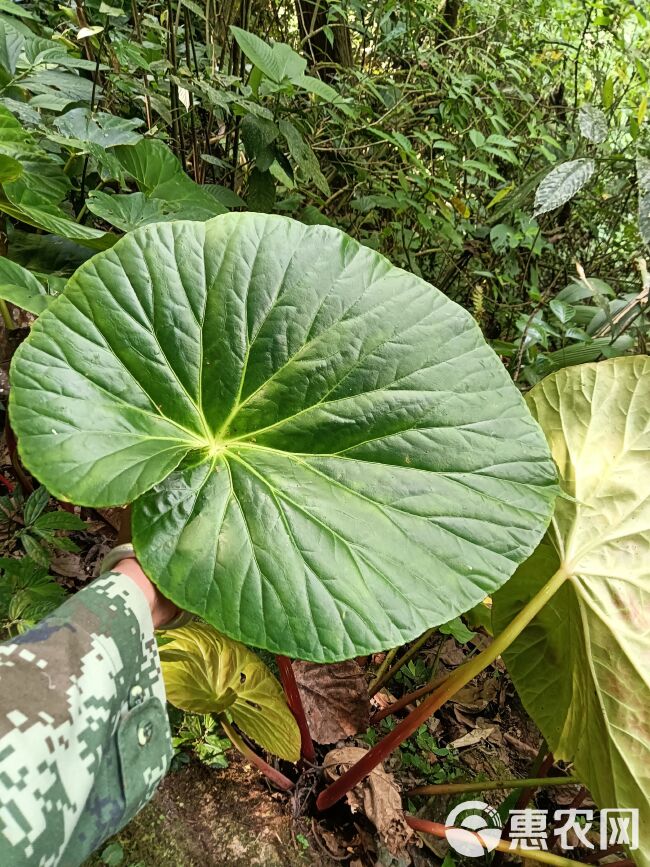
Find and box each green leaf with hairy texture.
[9,214,557,661]
[230,26,306,83]
[160,621,300,761]
[493,357,650,864]
[87,191,175,232]
[0,18,23,74]
[0,283,50,314]
[533,159,595,216]
[114,138,227,218]
[52,108,143,151]
[638,156,650,247]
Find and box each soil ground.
[86,756,332,867]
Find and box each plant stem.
[276,656,316,763]
[371,670,448,724]
[220,719,294,791]
[367,646,398,696]
[405,817,590,866]
[408,775,580,797]
[369,627,436,697]
[0,299,13,330]
[316,566,568,811]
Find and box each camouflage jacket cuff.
[0,572,172,867]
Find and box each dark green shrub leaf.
[10,214,557,661]
[247,167,276,211]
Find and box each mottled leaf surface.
[10,213,556,661]
[533,158,595,216]
[577,105,608,144]
[493,357,650,864]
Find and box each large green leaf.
[0,197,111,245]
[114,138,227,221]
[230,26,307,84]
[9,214,557,661]
[493,357,650,865]
[52,108,143,151]
[0,256,51,313]
[160,621,300,761]
[86,191,176,232]
[0,151,21,181]
[0,17,23,75]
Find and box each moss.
[85,803,197,867]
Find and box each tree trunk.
[294,0,353,79]
[438,0,461,47]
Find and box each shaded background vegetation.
[0,0,648,391]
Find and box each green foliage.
[0,484,86,571]
[0,0,649,834]
[170,712,232,770]
[0,554,66,636]
[493,356,650,864]
[0,0,644,387]
[363,721,462,786]
[10,213,556,661]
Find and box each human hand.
[115,557,181,629]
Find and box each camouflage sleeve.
[0,571,173,867]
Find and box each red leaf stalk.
[276,655,316,763]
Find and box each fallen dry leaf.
[51,552,87,579]
[449,724,498,749]
[293,660,370,743]
[323,746,415,856]
[449,677,498,712]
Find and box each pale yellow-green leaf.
[160,622,300,761]
[493,356,650,866]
